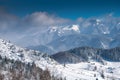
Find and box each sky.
[0,0,120,19]
[0,0,120,46]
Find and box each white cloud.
[24,12,70,27]
[0,11,70,31]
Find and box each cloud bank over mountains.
[24,12,70,26]
[0,11,70,30]
[0,11,120,49]
[0,11,71,43]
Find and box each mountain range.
[19,15,120,54]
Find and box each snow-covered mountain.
[18,15,120,54]
[0,39,57,70]
[1,38,120,80]
[0,38,65,79]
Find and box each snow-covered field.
[51,61,120,80]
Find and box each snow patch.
[63,25,80,33]
[101,41,109,49]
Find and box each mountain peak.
[71,24,80,32]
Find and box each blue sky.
[0,0,120,19]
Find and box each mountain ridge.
[24,15,120,54]
[51,46,120,64]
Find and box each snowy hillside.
[0,38,120,80]
[51,47,120,80]
[0,39,57,70]
[55,61,120,80]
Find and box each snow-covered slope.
[1,38,120,80]
[56,61,120,80]
[0,39,57,70]
[51,47,120,80]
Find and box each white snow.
[0,38,120,80]
[71,25,80,32]
[96,19,101,25]
[101,41,109,49]
[0,39,57,70]
[53,61,120,80]
[49,26,58,32]
[62,25,80,33]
